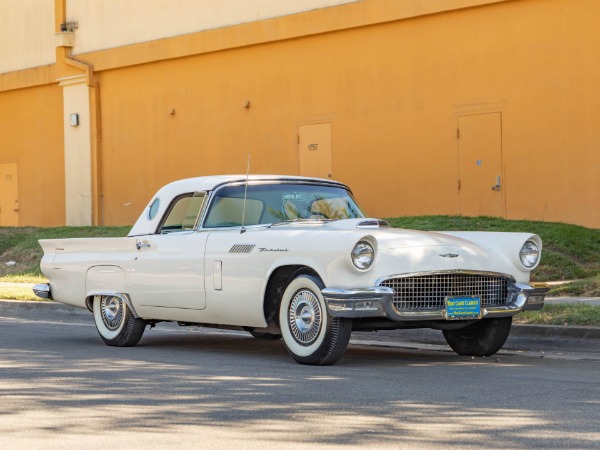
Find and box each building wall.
[66,0,360,54]
[1,0,599,228]
[0,0,56,73]
[0,84,65,226]
[95,0,600,227]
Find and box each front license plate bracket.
[444,296,481,320]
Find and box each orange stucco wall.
[1,0,599,228]
[0,84,65,226]
[96,0,600,227]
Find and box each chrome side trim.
[85,292,139,318]
[32,283,52,300]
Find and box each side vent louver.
[229,244,256,254]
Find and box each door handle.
[491,176,501,191]
[136,241,151,250]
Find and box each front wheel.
[93,295,147,347]
[442,317,512,357]
[279,274,352,365]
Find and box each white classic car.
[34,175,548,365]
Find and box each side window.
[158,192,206,233]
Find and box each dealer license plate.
[445,296,481,320]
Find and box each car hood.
[324,219,495,273]
[325,219,484,250]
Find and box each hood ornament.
[439,253,459,258]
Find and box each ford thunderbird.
[34,175,548,365]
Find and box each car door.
[203,226,278,327]
[129,192,208,310]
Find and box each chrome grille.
[378,273,511,311]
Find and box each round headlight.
[519,240,540,268]
[352,240,375,270]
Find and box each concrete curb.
[0,299,90,318]
[511,323,600,340]
[2,299,599,340]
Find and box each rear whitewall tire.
[93,295,147,347]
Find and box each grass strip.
[514,303,600,326]
[0,285,47,302]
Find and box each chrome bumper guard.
[321,287,394,318]
[32,283,53,300]
[519,285,549,311]
[322,283,549,321]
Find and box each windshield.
[203,183,366,228]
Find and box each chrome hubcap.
[288,289,322,345]
[101,296,124,331]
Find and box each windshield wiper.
[269,218,335,227]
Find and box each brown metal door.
[298,123,332,179]
[457,113,504,217]
[0,163,19,226]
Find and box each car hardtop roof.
[128,175,351,236]
[159,174,349,193]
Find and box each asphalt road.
[1,315,599,449]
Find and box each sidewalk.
[545,297,600,306]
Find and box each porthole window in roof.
[148,198,160,220]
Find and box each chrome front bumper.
[322,283,549,321]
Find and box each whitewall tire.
[279,274,352,365]
[93,295,147,347]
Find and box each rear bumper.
[32,283,53,300]
[322,283,549,321]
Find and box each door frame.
[456,111,505,218]
[0,163,19,227]
[297,121,333,180]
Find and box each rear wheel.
[93,295,147,347]
[442,317,512,357]
[279,274,352,365]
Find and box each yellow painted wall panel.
[0,0,55,73]
[4,0,597,228]
[94,0,600,228]
[67,0,360,55]
[0,84,65,226]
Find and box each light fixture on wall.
[69,113,79,127]
[60,22,79,32]
[243,100,251,109]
